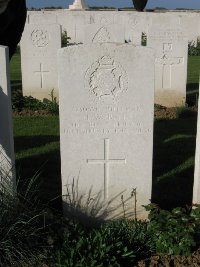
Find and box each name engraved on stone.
[87,138,126,199]
[31,29,49,47]
[155,54,184,89]
[85,55,128,101]
[100,16,113,25]
[149,30,186,41]
[64,104,151,136]
[92,27,111,43]
[34,63,50,88]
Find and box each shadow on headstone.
[0,86,15,192]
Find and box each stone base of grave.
[155,90,186,107]
[62,191,150,221]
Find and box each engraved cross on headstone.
[87,138,126,199]
[156,54,183,89]
[34,63,50,89]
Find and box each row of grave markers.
[20,10,192,107]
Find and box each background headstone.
[20,23,61,100]
[148,27,188,107]
[0,46,15,188]
[58,43,154,219]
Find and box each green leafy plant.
[145,204,200,256]
[62,30,72,47]
[44,89,59,115]
[188,39,200,56]
[12,89,59,115]
[141,32,147,46]
[48,219,154,267]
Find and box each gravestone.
[28,11,58,24]
[148,27,188,107]
[0,46,15,188]
[193,80,200,204]
[58,43,154,219]
[20,23,61,100]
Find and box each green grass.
[10,48,22,92]
[152,118,197,209]
[13,116,61,210]
[187,56,200,106]
[10,52,200,211]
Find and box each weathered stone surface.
[79,23,125,44]
[20,23,61,100]
[58,43,154,220]
[0,46,15,187]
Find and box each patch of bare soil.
[154,107,177,119]
[135,248,200,267]
[154,106,197,120]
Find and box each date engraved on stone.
[31,29,49,47]
[85,55,128,101]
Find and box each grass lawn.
[187,56,200,105]
[10,48,22,92]
[10,52,200,211]
[13,116,62,209]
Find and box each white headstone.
[193,79,200,204]
[125,12,150,45]
[28,11,58,24]
[148,27,188,107]
[0,46,15,188]
[20,23,61,100]
[69,0,88,10]
[58,43,154,219]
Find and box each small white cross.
[87,138,126,199]
[34,63,50,89]
[156,54,183,89]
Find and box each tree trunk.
[132,0,148,11]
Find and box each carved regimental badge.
[85,55,128,101]
[31,29,49,47]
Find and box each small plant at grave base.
[23,96,46,111]
[144,204,200,256]
[188,39,200,56]
[175,106,197,118]
[154,103,165,112]
[12,89,25,111]
[48,219,154,267]
[44,89,59,115]
[12,89,59,114]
